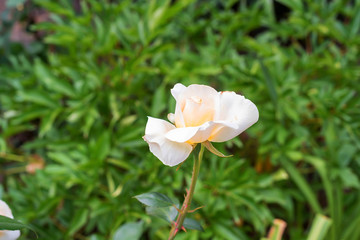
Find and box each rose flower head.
[143,83,259,166]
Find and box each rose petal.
[166,122,217,144]
[144,117,176,143]
[208,121,242,142]
[174,84,219,128]
[144,135,193,167]
[167,113,175,123]
[174,103,185,128]
[144,117,193,166]
[180,85,219,101]
[188,122,217,143]
[0,200,14,218]
[165,126,199,143]
[0,230,21,240]
[171,84,188,127]
[210,91,259,142]
[170,83,186,101]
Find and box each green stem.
[0,153,28,162]
[168,144,204,240]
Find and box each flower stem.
[168,144,205,240]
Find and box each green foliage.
[135,192,203,232]
[0,215,30,231]
[113,221,144,240]
[0,0,359,239]
[135,192,174,208]
[307,214,332,240]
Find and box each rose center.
[181,96,214,127]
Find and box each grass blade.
[279,158,322,213]
[306,214,332,240]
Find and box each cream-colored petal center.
[180,96,215,127]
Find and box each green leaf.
[192,66,222,76]
[183,218,204,231]
[203,141,232,158]
[18,90,59,108]
[0,137,7,153]
[306,214,332,240]
[147,1,170,32]
[150,84,166,117]
[213,223,244,240]
[39,108,62,137]
[279,158,322,213]
[350,6,360,38]
[336,168,360,189]
[33,0,73,17]
[134,192,174,208]
[67,208,89,236]
[90,131,111,162]
[113,221,144,240]
[337,144,357,167]
[47,152,76,168]
[137,20,147,45]
[0,215,28,231]
[341,206,360,240]
[259,58,278,108]
[34,59,76,97]
[145,205,178,223]
[0,215,37,237]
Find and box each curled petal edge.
[143,117,193,167]
[165,121,218,144]
[143,135,193,167]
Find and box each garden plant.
[0,0,360,239]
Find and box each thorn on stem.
[188,205,205,213]
[181,226,187,232]
[184,189,189,198]
[172,204,181,213]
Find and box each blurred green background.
[0,0,359,239]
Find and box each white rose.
[143,83,259,166]
[0,200,20,240]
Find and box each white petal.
[179,84,219,102]
[170,83,186,101]
[171,84,186,128]
[0,200,14,218]
[165,127,199,143]
[165,122,217,144]
[145,117,174,137]
[215,91,259,123]
[174,104,185,128]
[208,121,242,142]
[144,117,193,166]
[210,91,259,142]
[144,135,193,166]
[174,84,219,128]
[0,230,20,240]
[167,113,175,123]
[189,122,217,143]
